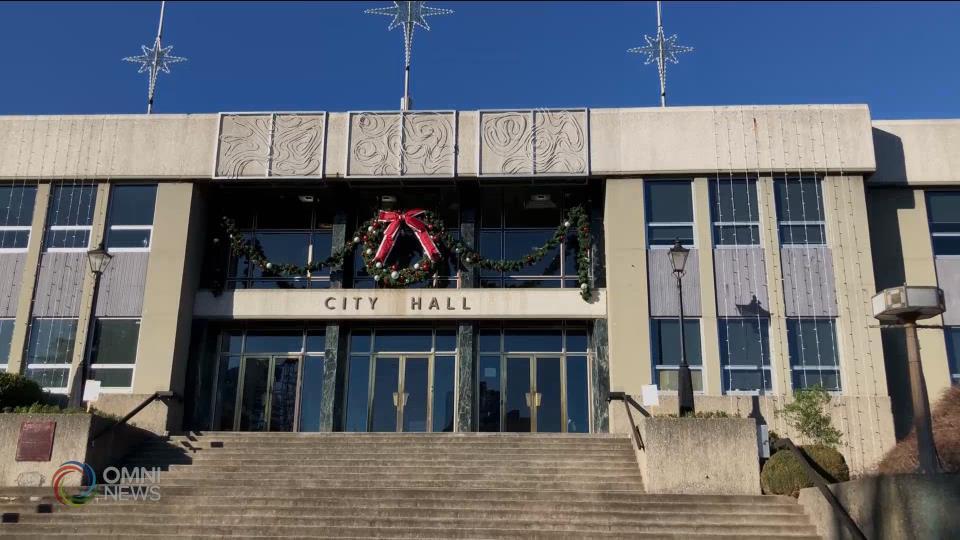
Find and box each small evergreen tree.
[778,385,843,448]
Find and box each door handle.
[392,392,409,408]
[534,392,542,407]
[392,392,399,408]
[525,392,541,408]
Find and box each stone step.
[183,432,630,440]
[156,457,640,471]
[146,442,634,453]
[128,447,636,459]
[151,479,645,491]
[156,469,645,481]
[0,530,821,540]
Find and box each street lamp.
[872,285,945,474]
[69,242,113,408]
[668,238,695,416]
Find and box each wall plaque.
[16,421,56,462]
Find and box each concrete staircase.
[1,432,821,539]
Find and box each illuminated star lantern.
[365,1,453,65]
[628,32,693,81]
[124,43,186,76]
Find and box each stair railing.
[607,391,651,451]
[88,391,180,447]
[772,438,867,540]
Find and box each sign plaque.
[16,421,56,462]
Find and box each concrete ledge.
[798,473,960,540]
[637,417,761,495]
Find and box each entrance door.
[504,356,564,433]
[369,356,431,432]
[235,356,301,432]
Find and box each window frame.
[926,191,960,258]
[645,180,696,249]
[946,326,959,386]
[25,317,78,393]
[710,178,762,248]
[105,184,158,253]
[718,317,773,395]
[227,216,334,290]
[88,317,142,392]
[43,185,97,253]
[649,317,705,393]
[0,185,38,253]
[786,317,842,393]
[773,176,828,247]
[0,318,13,372]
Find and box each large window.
[711,179,760,246]
[926,192,960,256]
[89,318,140,389]
[105,185,157,251]
[774,177,826,245]
[947,327,959,386]
[646,180,694,247]
[0,319,13,372]
[787,318,841,391]
[719,318,771,393]
[479,187,585,288]
[0,185,37,251]
[25,318,77,392]
[43,185,97,251]
[226,193,333,289]
[650,318,703,392]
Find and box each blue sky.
[0,1,957,118]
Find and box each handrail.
[772,438,867,540]
[608,391,651,450]
[89,391,179,446]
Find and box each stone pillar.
[693,177,722,395]
[589,179,610,432]
[320,201,350,432]
[455,182,479,432]
[7,183,50,375]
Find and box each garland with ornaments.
[217,206,594,301]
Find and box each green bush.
[0,372,45,409]
[1,403,87,414]
[761,444,850,497]
[777,386,843,448]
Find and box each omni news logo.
[52,461,162,505]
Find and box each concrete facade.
[0,104,956,478]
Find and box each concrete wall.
[871,120,960,186]
[798,474,960,540]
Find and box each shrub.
[777,386,843,448]
[1,403,87,414]
[761,444,850,497]
[878,385,960,474]
[0,372,45,409]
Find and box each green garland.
[218,206,594,301]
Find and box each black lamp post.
[668,238,695,416]
[69,242,112,408]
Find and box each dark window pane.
[712,179,759,223]
[719,319,770,368]
[648,225,694,246]
[107,185,157,226]
[0,186,37,227]
[774,178,825,223]
[43,228,90,249]
[91,319,140,365]
[344,355,371,432]
[479,329,501,353]
[373,330,432,352]
[221,331,243,354]
[566,329,588,353]
[945,328,959,382]
[503,230,561,276]
[929,223,960,234]
[249,233,309,277]
[566,355,589,433]
[243,331,303,354]
[26,319,77,364]
[255,196,312,229]
[47,186,96,226]
[350,330,371,353]
[725,369,770,393]
[927,192,960,225]
[0,319,13,363]
[311,231,333,277]
[105,228,151,249]
[645,181,693,224]
[90,368,134,388]
[787,319,839,370]
[503,329,562,352]
[657,368,703,392]
[651,319,702,366]
[779,224,826,245]
[478,355,501,432]
[714,225,761,245]
[932,236,960,256]
[299,355,324,432]
[25,368,69,389]
[435,329,456,352]
[433,355,456,432]
[217,356,241,430]
[792,368,840,392]
[0,230,29,249]
[305,330,326,352]
[503,189,562,227]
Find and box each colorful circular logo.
[52,461,97,506]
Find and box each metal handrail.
[608,391,651,450]
[88,391,179,445]
[772,438,867,540]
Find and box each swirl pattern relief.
[480,112,533,175]
[215,113,326,178]
[349,113,401,176]
[480,109,588,175]
[271,115,325,177]
[401,113,455,176]
[216,115,271,178]
[347,112,455,177]
[533,110,586,174]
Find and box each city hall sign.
[194,289,607,320]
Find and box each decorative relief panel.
[345,111,456,177]
[214,113,326,179]
[479,109,588,176]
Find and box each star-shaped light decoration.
[123,1,187,114]
[628,2,693,107]
[365,1,453,66]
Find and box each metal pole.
[402,2,413,111]
[69,274,102,408]
[656,1,666,107]
[903,318,942,473]
[147,1,166,114]
[676,271,695,416]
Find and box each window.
[43,185,96,251]
[926,192,960,256]
[711,179,760,246]
[774,177,826,245]
[0,185,37,251]
[719,318,771,393]
[646,181,694,247]
[787,318,841,391]
[89,319,140,389]
[105,185,157,250]
[226,193,333,289]
[25,318,77,392]
[947,327,959,385]
[0,319,14,372]
[479,187,584,288]
[651,318,703,392]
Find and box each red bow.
[374,209,441,263]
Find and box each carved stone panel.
[479,109,588,176]
[215,113,326,179]
[346,111,456,177]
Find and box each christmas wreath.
[218,205,594,301]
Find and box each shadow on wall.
[871,128,908,187]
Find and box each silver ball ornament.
[390,271,399,280]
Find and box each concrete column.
[454,182,479,432]
[7,183,51,375]
[590,179,610,431]
[693,177,721,395]
[320,203,350,432]
[65,182,110,399]
[756,177,791,396]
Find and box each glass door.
[502,356,565,433]
[504,357,532,432]
[368,355,433,432]
[234,355,302,432]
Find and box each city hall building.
[0,105,956,474]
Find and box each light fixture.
[524,193,556,210]
[86,242,113,276]
[668,238,690,275]
[380,195,398,207]
[297,195,315,203]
